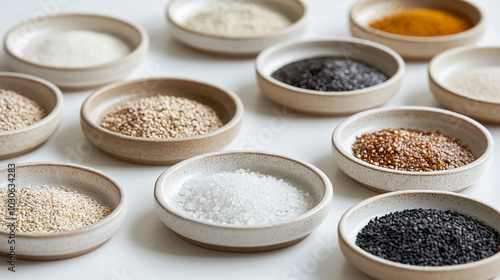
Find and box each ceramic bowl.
[429,46,500,124]
[256,38,404,115]
[338,190,500,280]
[154,151,333,252]
[350,0,485,60]
[3,13,148,90]
[80,77,243,165]
[0,72,63,160]
[0,163,127,260]
[166,0,308,56]
[331,106,493,193]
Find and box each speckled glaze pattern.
[0,72,63,160]
[167,0,308,56]
[80,78,244,165]
[154,151,333,252]
[256,38,404,115]
[0,163,127,260]
[338,190,500,280]
[429,46,500,124]
[3,14,148,90]
[331,106,494,193]
[350,0,485,60]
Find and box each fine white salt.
[175,169,312,225]
[23,30,131,68]
[446,67,500,102]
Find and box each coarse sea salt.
[175,169,312,225]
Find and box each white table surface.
[1,0,499,279]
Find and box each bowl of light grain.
[331,106,494,193]
[154,150,333,252]
[0,163,127,260]
[80,77,243,165]
[349,0,485,60]
[0,72,63,160]
[3,14,148,90]
[166,0,308,56]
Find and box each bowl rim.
[0,72,63,136]
[349,0,486,43]
[429,46,500,105]
[255,37,405,96]
[331,106,494,176]
[3,13,149,71]
[166,0,309,41]
[154,150,333,230]
[338,190,500,272]
[80,77,244,143]
[0,162,127,238]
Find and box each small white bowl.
[429,46,500,124]
[154,151,333,252]
[350,0,485,60]
[3,14,148,90]
[166,0,308,56]
[0,72,63,160]
[0,163,127,260]
[81,77,243,165]
[256,38,404,115]
[331,106,494,193]
[338,190,500,280]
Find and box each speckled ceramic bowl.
[429,46,500,124]
[154,151,333,252]
[338,190,500,280]
[350,0,485,60]
[331,106,494,193]
[167,0,308,56]
[0,72,63,160]
[81,77,243,165]
[256,38,404,115]
[0,163,127,260]
[4,14,148,90]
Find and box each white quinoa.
[0,89,46,132]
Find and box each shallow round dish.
[350,0,485,60]
[331,106,493,193]
[429,46,500,124]
[0,163,127,260]
[3,13,148,90]
[81,78,243,165]
[256,38,404,115]
[0,72,63,160]
[338,190,500,280]
[166,0,308,56]
[154,151,333,252]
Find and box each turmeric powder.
[369,9,472,37]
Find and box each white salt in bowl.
[0,163,127,260]
[429,46,500,124]
[166,0,308,56]
[256,38,404,115]
[338,190,500,280]
[81,77,243,165]
[331,106,494,193]
[0,72,63,160]
[154,151,333,252]
[3,14,148,90]
[350,0,485,60]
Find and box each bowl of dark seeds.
[80,77,243,165]
[255,38,404,115]
[331,106,493,193]
[338,190,500,280]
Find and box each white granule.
[446,67,500,102]
[183,2,293,37]
[175,169,312,225]
[23,30,131,68]
[0,89,46,132]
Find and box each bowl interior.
[157,152,327,224]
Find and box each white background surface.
[1,0,500,279]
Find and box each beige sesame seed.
[0,89,46,132]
